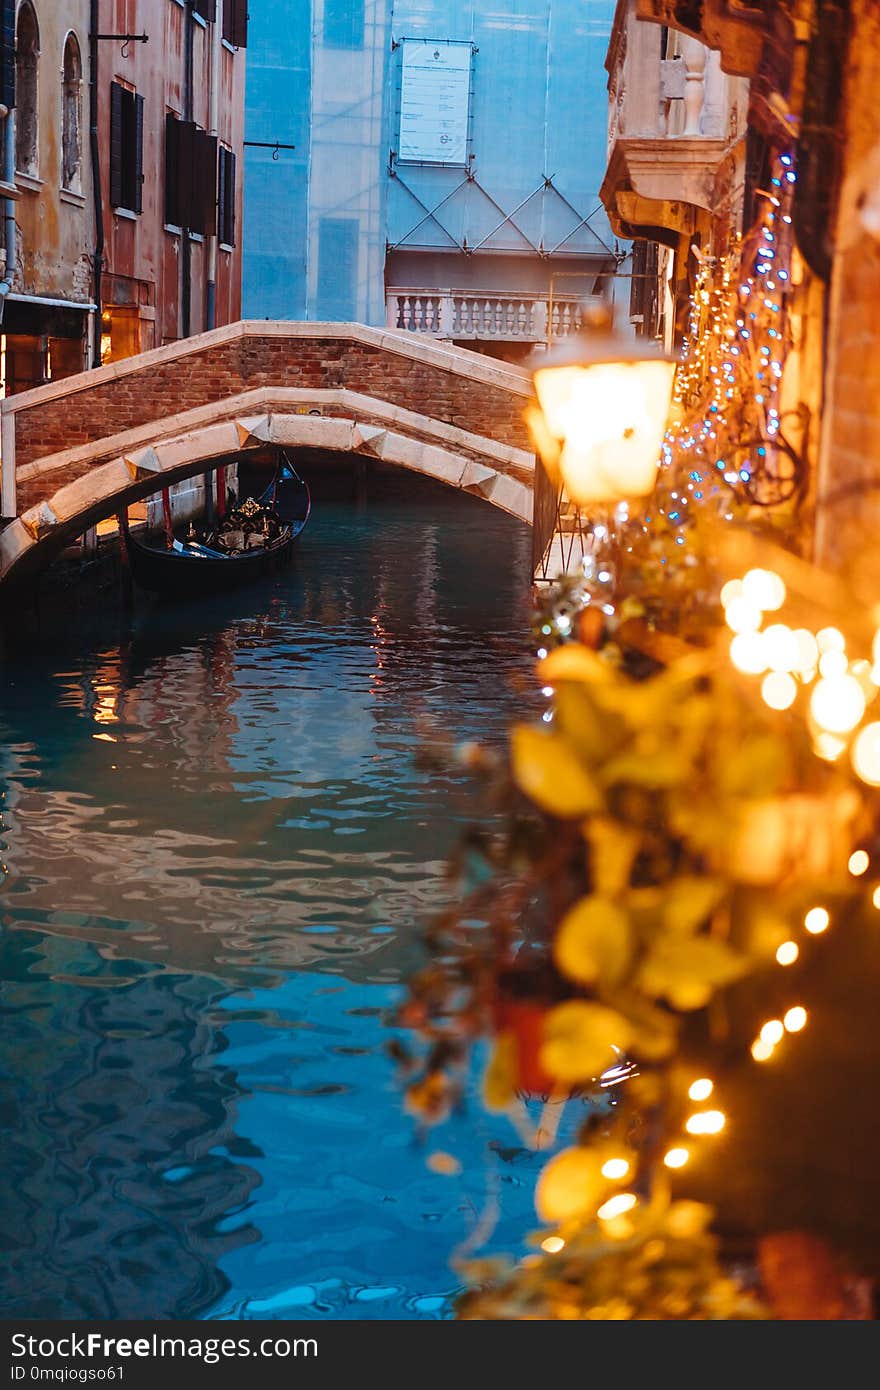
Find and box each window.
[217,145,235,245]
[0,0,14,113]
[192,0,216,19]
[109,81,144,213]
[61,33,82,191]
[323,0,363,49]
[165,113,217,234]
[15,1,39,176]
[222,0,248,48]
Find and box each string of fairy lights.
[527,152,880,1245]
[646,149,801,558]
[535,565,879,1243]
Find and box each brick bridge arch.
[0,322,536,586]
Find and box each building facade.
[0,0,246,418]
[600,0,750,349]
[0,0,95,395]
[243,0,620,360]
[596,0,877,574]
[96,0,246,364]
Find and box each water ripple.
[0,479,543,1318]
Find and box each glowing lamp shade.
[528,318,676,506]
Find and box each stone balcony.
[600,0,750,243]
[385,288,585,345]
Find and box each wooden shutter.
[109,81,125,208]
[223,0,248,48]
[0,0,15,111]
[196,131,218,236]
[220,148,235,246]
[193,0,217,20]
[165,113,180,225]
[178,119,196,229]
[217,145,227,242]
[132,92,145,214]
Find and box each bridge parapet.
[0,323,538,588]
[2,321,533,509]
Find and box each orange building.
[96,0,246,362]
[0,0,246,406]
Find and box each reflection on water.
[0,473,555,1319]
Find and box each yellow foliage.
[535,1146,607,1223]
[538,644,613,686]
[637,935,749,1010]
[661,876,727,934]
[510,724,603,818]
[585,818,640,897]
[553,895,631,987]
[666,1201,714,1239]
[540,1000,632,1082]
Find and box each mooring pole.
[161,487,174,547]
[116,509,133,609]
[216,464,226,520]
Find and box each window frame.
[61,31,83,193]
[221,0,248,49]
[14,0,40,178]
[109,81,145,215]
[217,143,236,247]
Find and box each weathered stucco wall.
[13,0,94,306]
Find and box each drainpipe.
[206,5,225,515]
[181,0,193,338]
[205,4,221,331]
[0,106,15,518]
[0,106,15,323]
[88,0,103,367]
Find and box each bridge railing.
[385,289,585,344]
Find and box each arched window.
[15,2,39,177]
[61,32,81,190]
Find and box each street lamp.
[526,300,677,508]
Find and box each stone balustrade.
[385,289,585,344]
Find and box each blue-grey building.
[243,1,618,358]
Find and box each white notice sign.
[399,40,471,165]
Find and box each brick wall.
[12,334,532,474]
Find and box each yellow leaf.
[540,1001,632,1082]
[554,684,626,765]
[637,936,749,1011]
[554,896,631,987]
[483,1032,518,1112]
[662,877,727,935]
[601,740,692,789]
[535,1146,606,1223]
[510,724,602,818]
[538,644,613,687]
[586,819,640,897]
[601,984,679,1061]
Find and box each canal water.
[0,467,554,1320]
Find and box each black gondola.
[124,454,310,597]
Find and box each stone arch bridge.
[0,321,538,590]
